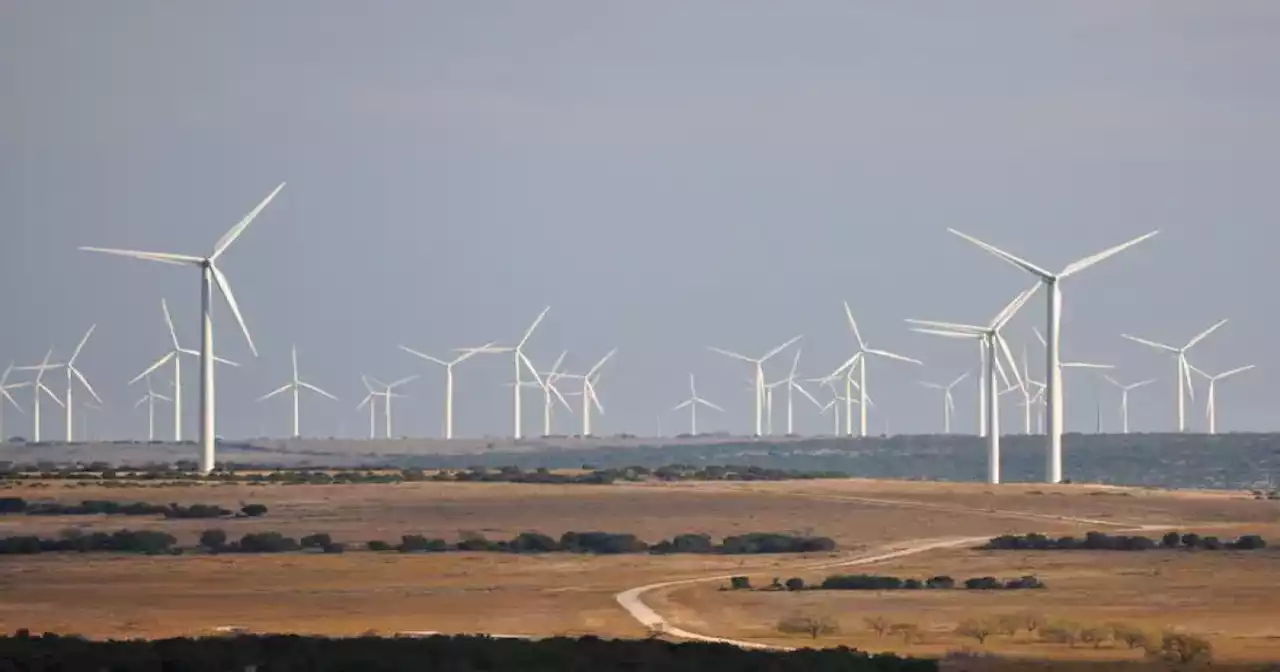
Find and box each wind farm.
[5,4,1280,668]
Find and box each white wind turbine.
[256,345,337,438]
[399,342,495,439]
[357,374,417,439]
[1031,327,1115,431]
[486,307,550,440]
[830,304,921,437]
[1120,319,1227,433]
[134,375,172,442]
[1103,376,1156,435]
[129,299,238,442]
[533,351,572,436]
[81,183,285,473]
[1188,364,1254,435]
[906,285,1034,484]
[0,363,30,442]
[14,348,64,443]
[948,228,1158,483]
[918,371,969,434]
[778,349,820,436]
[551,349,617,437]
[58,325,103,442]
[708,335,802,437]
[672,374,724,435]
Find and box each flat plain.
[1,477,1277,668]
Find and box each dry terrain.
[1,477,1277,668]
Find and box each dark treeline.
[767,574,1045,591]
[378,531,836,555]
[0,633,933,672]
[0,530,178,555]
[0,498,267,519]
[984,531,1268,552]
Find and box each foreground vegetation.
[0,497,267,518]
[983,530,1268,551]
[0,632,934,672]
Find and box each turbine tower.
[399,342,495,439]
[0,363,30,442]
[134,375,172,442]
[918,371,969,434]
[61,325,103,442]
[81,183,285,473]
[1188,364,1254,435]
[672,374,723,436]
[1120,319,1226,433]
[948,228,1158,483]
[906,285,1034,484]
[14,348,64,443]
[708,336,801,437]
[834,303,921,437]
[1102,376,1155,434]
[256,345,337,438]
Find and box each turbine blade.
[825,353,861,381]
[843,302,865,349]
[71,367,103,404]
[1118,334,1176,352]
[549,382,573,412]
[1,389,24,414]
[399,345,448,367]
[130,352,175,385]
[1059,230,1160,278]
[210,263,256,357]
[865,348,922,365]
[161,299,181,350]
[949,371,970,388]
[707,346,755,363]
[519,352,544,388]
[298,381,338,400]
[389,375,419,389]
[213,354,240,367]
[905,319,986,333]
[257,383,293,402]
[992,283,1041,329]
[356,394,372,410]
[364,375,386,391]
[1182,358,1197,401]
[587,383,605,414]
[79,247,203,266]
[39,383,64,407]
[291,344,299,381]
[995,334,1023,392]
[1061,362,1114,369]
[794,381,821,408]
[152,393,172,402]
[1129,379,1157,389]
[69,325,96,365]
[911,327,982,340]
[549,350,568,377]
[1103,375,1122,388]
[586,348,618,378]
[948,229,1055,279]
[1216,364,1255,380]
[761,335,803,362]
[992,349,1011,388]
[1184,319,1228,350]
[517,306,551,348]
[1032,326,1046,347]
[698,398,725,412]
[135,396,148,408]
[211,182,286,261]
[673,399,693,411]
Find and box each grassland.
[0,477,1277,668]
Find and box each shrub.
[926,575,955,590]
[240,504,268,517]
[1231,534,1267,550]
[560,531,647,554]
[399,535,448,553]
[1079,625,1111,649]
[366,540,393,552]
[1161,531,1181,548]
[729,576,751,590]
[1110,623,1152,650]
[1040,622,1082,647]
[199,529,227,550]
[964,577,1002,590]
[821,574,903,591]
[777,615,839,639]
[237,532,299,553]
[0,497,26,513]
[955,619,994,645]
[888,623,920,644]
[322,543,345,554]
[864,616,890,638]
[1180,533,1201,548]
[507,532,559,553]
[301,533,333,549]
[1016,611,1045,633]
[1157,632,1212,663]
[994,615,1021,636]
[784,577,805,591]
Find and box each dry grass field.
[1,477,1278,668]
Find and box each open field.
[1,478,1278,667]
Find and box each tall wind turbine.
[134,375,172,442]
[130,299,237,442]
[918,371,969,434]
[552,349,617,437]
[0,363,30,442]
[256,345,337,438]
[356,376,380,439]
[708,335,802,437]
[532,351,572,436]
[1103,376,1155,434]
[1120,319,1226,433]
[15,349,64,443]
[906,285,1034,484]
[836,304,921,437]
[399,342,494,439]
[81,183,285,473]
[61,325,103,442]
[776,349,820,436]
[672,374,723,436]
[490,307,550,439]
[361,374,417,439]
[1188,364,1254,435]
[948,228,1158,483]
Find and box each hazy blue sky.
[2,2,1278,440]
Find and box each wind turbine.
[948,228,1158,483]
[1103,376,1156,434]
[129,299,237,442]
[1031,327,1115,431]
[918,371,969,434]
[708,336,802,437]
[487,307,550,439]
[906,285,1034,484]
[399,342,495,439]
[14,348,64,443]
[532,351,572,436]
[80,183,286,473]
[1120,319,1227,433]
[551,349,617,437]
[361,374,417,439]
[777,349,820,436]
[256,345,337,438]
[1188,364,1254,435]
[134,375,172,442]
[833,303,921,437]
[0,363,30,442]
[356,377,379,439]
[60,325,103,442]
[672,374,723,435]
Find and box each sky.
[2,1,1278,441]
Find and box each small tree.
[1160,531,1181,548]
[199,529,227,550]
[366,540,392,551]
[729,576,752,590]
[1109,623,1152,650]
[955,619,994,645]
[889,622,920,644]
[1079,625,1112,649]
[1017,610,1046,633]
[1158,632,1212,664]
[784,577,805,591]
[778,615,839,639]
[240,504,268,517]
[865,616,891,638]
[300,533,332,549]
[1040,621,1082,648]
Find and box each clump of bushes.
[0,529,177,555]
[809,573,1043,591]
[776,614,839,639]
[985,530,1266,551]
[0,498,267,519]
